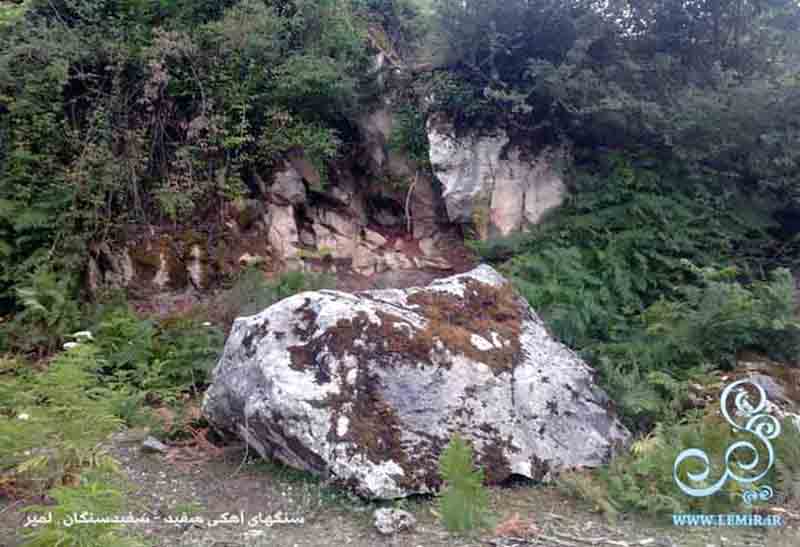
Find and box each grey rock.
[373,508,416,535]
[271,165,307,205]
[748,373,789,404]
[202,265,629,499]
[142,436,169,454]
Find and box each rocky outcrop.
[427,115,567,239]
[202,265,630,499]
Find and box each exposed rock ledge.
[427,114,567,239]
[202,265,630,499]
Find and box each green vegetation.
[214,268,335,328]
[437,433,492,535]
[0,0,373,308]
[1,0,800,533]
[473,156,800,429]
[561,414,800,517]
[0,268,333,545]
[474,155,800,515]
[21,475,148,547]
[388,104,430,166]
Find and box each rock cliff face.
[427,114,567,239]
[86,108,569,301]
[202,266,630,499]
[87,145,459,300]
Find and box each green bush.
[88,303,225,402]
[150,318,224,396]
[388,105,430,166]
[2,269,82,354]
[219,268,335,327]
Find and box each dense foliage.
[0,0,375,310]
[427,1,800,197]
[474,155,800,428]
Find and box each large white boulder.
[202,266,629,499]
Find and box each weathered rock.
[186,244,209,290]
[267,203,301,261]
[408,174,441,239]
[271,166,307,206]
[141,436,169,454]
[373,208,404,228]
[748,373,790,405]
[363,228,388,249]
[311,212,360,261]
[427,115,567,238]
[358,107,393,174]
[373,508,416,535]
[383,252,415,271]
[202,266,630,499]
[90,242,135,290]
[352,244,386,276]
[129,238,186,291]
[239,253,266,268]
[287,149,322,189]
[413,256,452,271]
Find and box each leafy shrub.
[150,318,224,396]
[89,303,224,402]
[438,433,492,535]
[93,307,155,381]
[2,269,82,354]
[388,105,430,166]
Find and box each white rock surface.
[427,115,567,238]
[373,508,417,535]
[203,266,629,499]
[271,165,307,205]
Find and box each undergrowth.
[474,154,800,517]
[1,266,335,544]
[560,412,800,518]
[473,155,800,430]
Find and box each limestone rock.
[187,244,210,290]
[271,166,307,206]
[239,254,266,268]
[141,436,169,454]
[373,508,416,535]
[413,256,452,271]
[352,244,386,276]
[363,229,388,249]
[91,243,135,290]
[202,266,630,499]
[267,203,301,261]
[287,150,321,189]
[427,115,567,239]
[305,207,365,262]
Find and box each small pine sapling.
[437,433,492,535]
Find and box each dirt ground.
[2,427,797,547]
